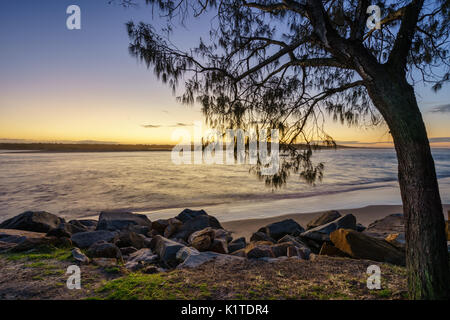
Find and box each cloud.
[141,124,162,128]
[141,123,194,129]
[429,104,450,113]
[429,137,450,143]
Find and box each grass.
[3,246,73,262]
[94,272,213,300]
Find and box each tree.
[122,0,450,299]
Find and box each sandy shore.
[222,204,450,239]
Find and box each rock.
[363,213,404,239]
[214,229,233,243]
[244,242,274,259]
[176,246,200,262]
[172,215,223,241]
[96,211,152,232]
[92,258,117,267]
[69,219,97,231]
[188,227,215,251]
[0,241,17,252]
[300,214,357,242]
[287,246,310,259]
[446,220,449,241]
[120,246,138,256]
[87,241,122,260]
[277,235,309,249]
[250,232,275,243]
[0,211,64,233]
[356,223,366,232]
[72,248,90,264]
[231,248,247,257]
[177,251,243,269]
[152,219,169,235]
[209,238,228,254]
[385,233,406,250]
[319,242,349,257]
[128,248,158,264]
[330,229,405,266]
[0,229,46,244]
[9,236,72,252]
[46,222,86,238]
[307,210,341,230]
[175,209,207,223]
[228,237,246,253]
[154,235,186,267]
[258,219,305,241]
[125,261,143,272]
[164,218,183,238]
[270,242,292,257]
[114,230,146,249]
[71,230,116,249]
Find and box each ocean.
[0,148,449,222]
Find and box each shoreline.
[222,204,450,239]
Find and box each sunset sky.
[1,0,450,147]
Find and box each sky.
[0,0,450,147]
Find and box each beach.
[222,204,450,239]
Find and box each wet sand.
[222,204,450,239]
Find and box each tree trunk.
[366,71,450,299]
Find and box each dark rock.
[250,232,275,243]
[175,209,207,223]
[307,210,341,230]
[96,211,152,232]
[164,218,183,238]
[330,228,405,266]
[258,219,305,240]
[363,213,404,239]
[10,236,72,252]
[277,235,309,248]
[69,219,97,231]
[120,246,138,256]
[209,238,228,254]
[172,215,222,241]
[71,230,116,249]
[0,211,64,233]
[228,237,246,253]
[151,219,169,235]
[114,230,146,249]
[356,223,366,232]
[287,246,309,259]
[247,245,274,259]
[46,222,86,238]
[231,248,247,257]
[154,235,185,267]
[87,241,122,260]
[301,214,357,242]
[270,242,292,257]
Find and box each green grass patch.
[3,246,72,262]
[95,273,212,300]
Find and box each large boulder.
[0,211,64,233]
[363,213,404,239]
[71,230,116,249]
[228,237,246,253]
[69,219,97,231]
[0,229,46,245]
[152,219,169,235]
[153,235,186,267]
[172,215,223,241]
[188,227,215,251]
[244,241,274,259]
[330,229,405,266]
[114,230,146,249]
[9,236,72,252]
[319,242,349,258]
[301,214,357,242]
[175,209,207,223]
[164,218,183,238]
[46,222,87,238]
[257,219,305,241]
[277,235,311,258]
[209,238,228,254]
[87,241,122,260]
[307,211,341,230]
[250,232,275,243]
[96,211,152,232]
